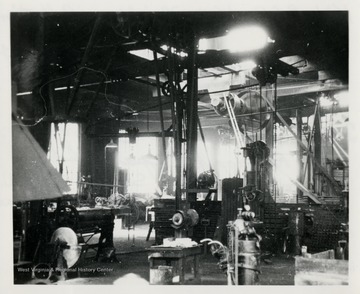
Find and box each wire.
[15,66,137,127]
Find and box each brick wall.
[262,203,347,253]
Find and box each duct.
[12,121,70,202]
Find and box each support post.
[167,50,182,211]
[186,37,198,203]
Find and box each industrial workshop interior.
[11,11,349,286]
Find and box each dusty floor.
[16,219,295,285]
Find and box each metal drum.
[237,239,260,285]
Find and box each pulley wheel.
[50,227,81,268]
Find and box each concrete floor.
[16,219,295,285]
[56,219,296,285]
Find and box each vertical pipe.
[314,107,322,195]
[104,145,107,196]
[167,50,181,211]
[186,37,198,203]
[234,226,239,285]
[77,123,82,197]
[197,115,212,171]
[296,109,303,203]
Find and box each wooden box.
[295,249,348,285]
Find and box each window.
[47,123,79,194]
[118,137,159,194]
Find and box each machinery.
[170,208,199,238]
[211,90,270,132]
[29,227,82,284]
[202,205,261,285]
[242,140,271,219]
[212,90,273,222]
[52,204,117,262]
[23,201,118,284]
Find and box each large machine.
[13,197,121,284]
[202,206,261,285]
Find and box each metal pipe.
[197,115,213,171]
[223,94,243,148]
[67,180,124,188]
[301,100,319,184]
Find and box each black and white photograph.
[1,1,359,291]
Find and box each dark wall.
[80,124,110,196]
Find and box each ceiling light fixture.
[105,139,118,148]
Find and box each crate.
[295,249,348,285]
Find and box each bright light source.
[227,26,269,52]
[198,26,270,52]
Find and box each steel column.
[167,49,182,211]
[186,38,198,202]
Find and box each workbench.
[147,245,202,284]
